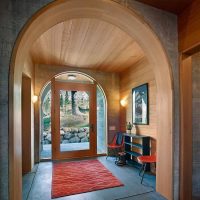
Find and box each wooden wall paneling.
[51,78,56,160]
[120,58,157,175]
[178,0,200,52]
[119,58,157,143]
[23,55,35,164]
[22,75,32,174]
[120,105,126,132]
[180,55,193,200]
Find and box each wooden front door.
[51,79,97,160]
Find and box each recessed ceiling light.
[68,74,76,80]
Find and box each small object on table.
[126,122,133,134]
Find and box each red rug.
[51,159,124,198]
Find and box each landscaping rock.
[71,128,79,133]
[63,132,72,139]
[81,137,88,142]
[79,128,85,132]
[69,136,80,143]
[62,140,69,144]
[63,127,71,132]
[60,130,65,135]
[77,132,86,138]
[43,131,48,137]
[84,127,89,133]
[46,134,51,142]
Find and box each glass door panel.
[59,90,90,152]
[52,80,96,160]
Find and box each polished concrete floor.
[23,157,166,200]
[40,143,90,159]
[40,143,106,159]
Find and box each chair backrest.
[110,132,124,146]
[116,132,123,145]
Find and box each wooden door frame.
[179,46,200,200]
[22,74,33,174]
[51,78,97,160]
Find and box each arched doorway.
[9,0,173,199]
[40,72,107,160]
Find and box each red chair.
[106,132,124,159]
[137,155,156,184]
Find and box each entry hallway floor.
[23,157,166,200]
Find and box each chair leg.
[141,163,147,184]
[139,164,144,177]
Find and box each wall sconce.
[32,95,38,103]
[120,99,127,107]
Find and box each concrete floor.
[40,143,90,159]
[23,157,166,200]
[40,143,105,159]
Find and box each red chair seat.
[106,132,124,159]
[108,144,122,148]
[137,155,156,184]
[137,155,156,164]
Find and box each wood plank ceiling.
[31,18,144,73]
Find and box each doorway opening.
[40,72,107,160]
[10,0,173,199]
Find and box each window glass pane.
[60,90,90,152]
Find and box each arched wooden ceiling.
[31,18,144,73]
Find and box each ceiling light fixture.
[68,74,76,80]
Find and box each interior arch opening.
[10,1,173,199]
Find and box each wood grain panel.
[178,0,200,52]
[31,19,144,72]
[119,58,157,145]
[22,75,32,175]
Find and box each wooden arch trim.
[9,0,173,199]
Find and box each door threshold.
[40,154,106,162]
[40,158,52,162]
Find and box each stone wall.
[0,1,53,199]
[0,0,179,199]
